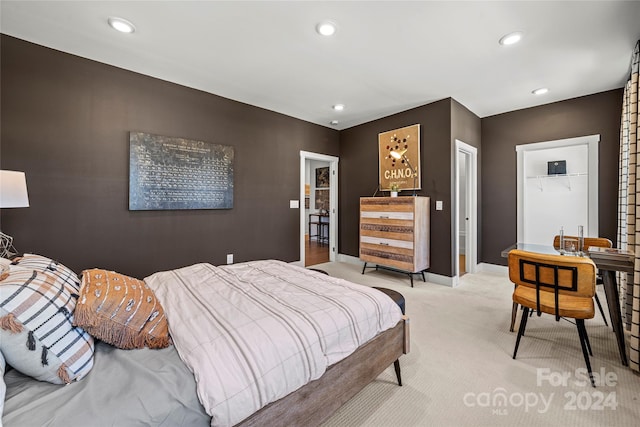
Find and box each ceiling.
[1,1,639,130]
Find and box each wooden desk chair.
[508,249,597,387]
[553,235,611,326]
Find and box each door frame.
[299,151,339,264]
[453,140,478,281]
[516,134,599,242]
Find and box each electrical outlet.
[436,201,443,211]
[226,254,233,264]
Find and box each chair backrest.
[552,235,612,251]
[508,250,596,300]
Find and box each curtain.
[617,40,639,373]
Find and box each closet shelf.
[527,172,587,191]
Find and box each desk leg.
[321,222,329,246]
[601,270,628,366]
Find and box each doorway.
[454,140,478,281]
[516,135,599,244]
[299,151,339,266]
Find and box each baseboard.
[294,256,506,282]
[336,253,362,265]
[478,262,508,275]
[336,253,456,287]
[425,272,457,287]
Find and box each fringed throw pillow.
[74,269,170,349]
[0,266,95,384]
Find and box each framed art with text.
[378,124,421,191]
[129,132,234,210]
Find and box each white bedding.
[144,260,402,427]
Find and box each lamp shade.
[0,170,29,208]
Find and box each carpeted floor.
[317,262,640,427]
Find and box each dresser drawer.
[361,211,414,220]
[360,235,413,249]
[360,219,414,242]
[360,243,414,272]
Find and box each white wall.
[523,145,589,245]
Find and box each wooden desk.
[502,243,632,366]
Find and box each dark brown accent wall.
[481,89,623,266]
[451,99,482,266]
[1,35,623,279]
[0,36,339,278]
[339,98,481,277]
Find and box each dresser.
[359,196,430,286]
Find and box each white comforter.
[144,260,402,427]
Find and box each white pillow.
[0,262,94,384]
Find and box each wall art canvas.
[315,189,329,212]
[315,167,330,188]
[129,132,234,210]
[378,124,421,191]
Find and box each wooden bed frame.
[239,315,410,426]
[2,262,408,427]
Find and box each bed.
[1,258,409,427]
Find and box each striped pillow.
[10,253,81,291]
[0,266,95,384]
[74,269,170,350]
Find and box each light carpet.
[316,262,640,427]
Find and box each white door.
[299,151,339,265]
[454,140,478,281]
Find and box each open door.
[299,151,339,266]
[454,140,478,282]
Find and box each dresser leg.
[361,262,367,274]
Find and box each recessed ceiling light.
[316,20,337,36]
[332,104,345,111]
[330,120,339,126]
[499,31,522,46]
[108,17,136,34]
[532,88,549,95]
